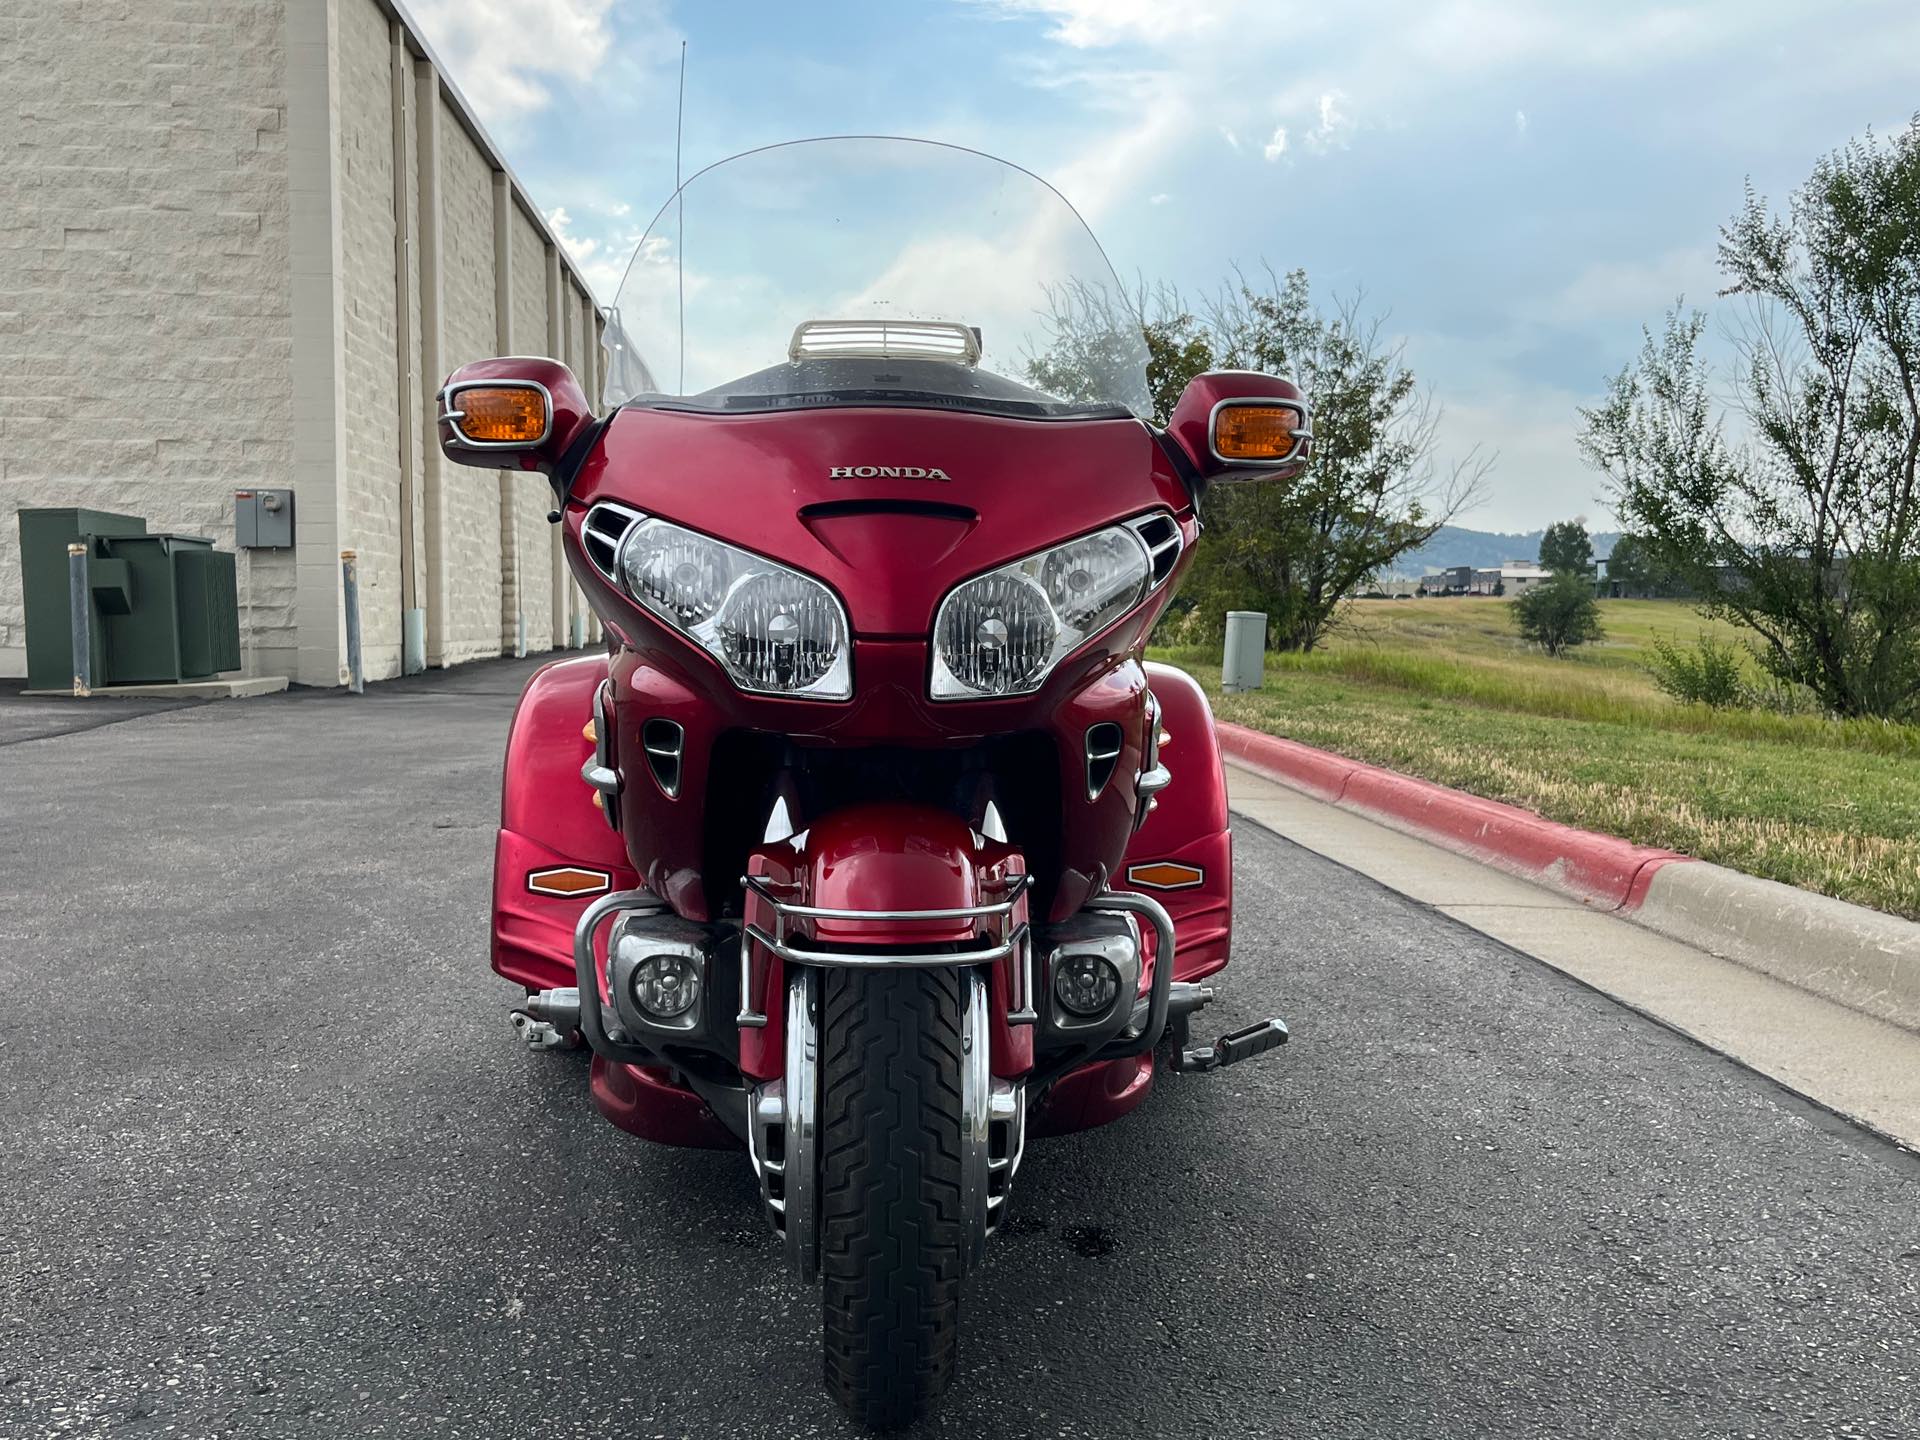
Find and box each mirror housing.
[437,357,592,476]
[1165,371,1311,486]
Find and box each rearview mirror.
[437,357,591,478]
[1165,371,1311,485]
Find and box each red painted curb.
[1218,721,1691,911]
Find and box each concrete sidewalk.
[1228,762,1920,1152]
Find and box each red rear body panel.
[492,654,636,993]
[1121,663,1233,981]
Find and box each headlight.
[931,524,1151,699]
[617,517,851,699]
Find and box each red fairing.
[1031,1053,1154,1137]
[1121,662,1233,981]
[738,804,1034,1082]
[491,654,635,992]
[590,1056,737,1149]
[574,406,1196,927]
[569,405,1191,637]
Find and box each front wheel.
[818,966,969,1429]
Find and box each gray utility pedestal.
[1222,610,1268,693]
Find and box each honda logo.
[828,466,952,481]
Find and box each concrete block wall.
[338,0,404,680]
[434,96,503,667]
[509,205,556,655]
[0,0,297,680]
[0,0,605,687]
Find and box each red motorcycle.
[440,137,1309,1429]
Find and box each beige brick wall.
[0,0,604,686]
[337,0,404,680]
[0,0,295,679]
[509,205,556,653]
[435,98,502,665]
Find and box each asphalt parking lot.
[3,659,1917,1439]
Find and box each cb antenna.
[675,39,687,392]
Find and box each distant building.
[1472,565,1551,595]
[1420,565,1473,594]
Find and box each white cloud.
[967,0,1231,48]
[409,0,617,127]
[1219,126,1241,152]
[1053,94,1191,224]
[1306,91,1355,152]
[545,205,645,300]
[1514,108,1529,135]
[1262,126,1289,162]
[1548,247,1720,324]
[1150,192,1172,206]
[545,207,597,261]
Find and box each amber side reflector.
[1127,861,1205,890]
[453,384,549,444]
[527,866,610,897]
[1213,403,1300,461]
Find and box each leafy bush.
[1511,574,1604,656]
[1647,632,1746,708]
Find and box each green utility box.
[17,508,241,689]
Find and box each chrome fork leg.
[748,969,820,1280]
[750,966,1023,1283]
[961,969,1025,1272]
[961,971,991,1271]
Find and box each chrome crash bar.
[737,872,1037,1029]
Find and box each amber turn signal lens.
[453,385,548,444]
[1213,404,1301,462]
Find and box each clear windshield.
[602,137,1151,421]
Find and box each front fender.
[738,803,1035,1082]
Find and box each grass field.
[1153,598,1920,920]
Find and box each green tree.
[1512,573,1605,657]
[1579,118,1920,720]
[1538,519,1595,576]
[1602,533,1665,596]
[1037,270,1488,651]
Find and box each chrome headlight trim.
[930,520,1154,701]
[610,514,852,700]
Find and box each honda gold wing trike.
[439,137,1310,1429]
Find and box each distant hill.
[1387,525,1622,577]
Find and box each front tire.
[818,967,968,1429]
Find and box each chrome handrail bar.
[741,871,1030,924]
[744,922,1029,971]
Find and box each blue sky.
[408,0,1920,530]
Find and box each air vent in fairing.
[642,718,685,798]
[1085,722,1124,800]
[1128,512,1183,587]
[580,501,644,581]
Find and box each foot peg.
[1174,1017,1289,1073]
[512,987,583,1051]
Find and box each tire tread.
[818,966,968,1430]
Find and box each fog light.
[1053,953,1119,1018]
[629,952,701,1019]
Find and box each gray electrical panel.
[235,488,295,548]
